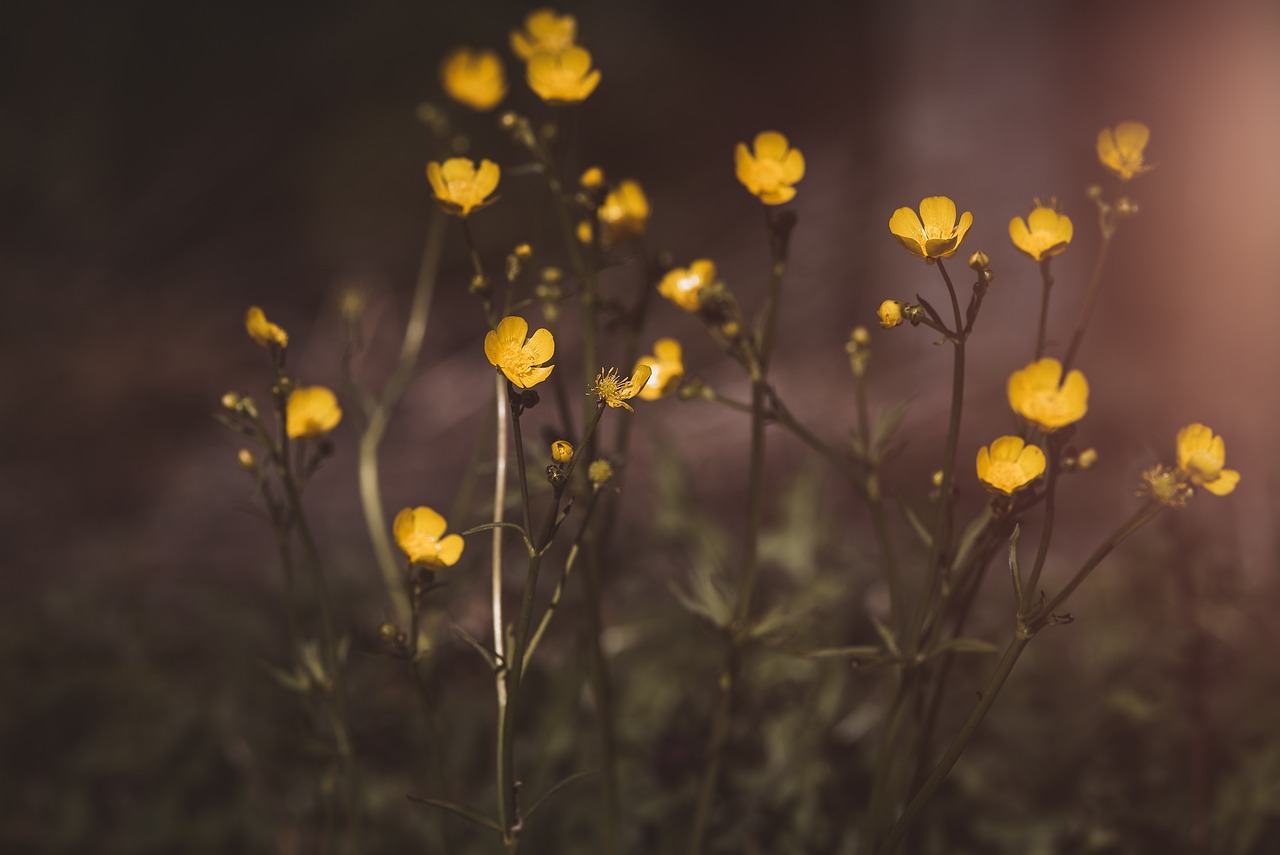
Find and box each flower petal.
[525,326,555,362]
[1114,121,1150,155]
[475,160,501,197]
[780,147,805,183]
[653,338,681,361]
[521,364,555,387]
[1016,443,1047,480]
[495,315,529,347]
[918,196,957,233]
[436,533,465,567]
[1203,469,1240,496]
[753,131,789,161]
[889,207,926,256]
[989,435,1026,463]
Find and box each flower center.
[750,158,784,189]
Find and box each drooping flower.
[526,46,600,104]
[735,131,805,205]
[426,158,500,217]
[888,196,974,261]
[1175,423,1240,496]
[245,306,288,348]
[592,364,652,413]
[976,436,1047,494]
[440,48,507,112]
[393,506,464,569]
[1009,206,1074,262]
[1097,122,1152,181]
[635,338,683,400]
[599,179,650,245]
[510,9,577,60]
[657,259,716,312]
[484,315,555,389]
[286,386,343,439]
[878,300,903,329]
[1007,358,1088,431]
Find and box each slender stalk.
[1060,232,1113,374]
[855,363,902,637]
[491,373,511,833]
[1022,452,1059,604]
[357,209,448,627]
[882,501,1163,852]
[688,209,792,855]
[911,258,967,647]
[1034,258,1054,359]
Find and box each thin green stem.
[855,366,902,637]
[1023,454,1059,604]
[357,209,448,628]
[912,258,967,648]
[1034,258,1054,360]
[1061,232,1113,374]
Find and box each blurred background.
[4,0,1279,852]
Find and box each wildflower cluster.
[214,10,1241,854]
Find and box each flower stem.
[357,208,448,628]
[1060,232,1113,374]
[1034,258,1054,360]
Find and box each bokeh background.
[4,0,1280,852]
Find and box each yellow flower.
[593,365,653,413]
[484,315,555,389]
[635,338,683,401]
[1175,423,1240,496]
[878,300,903,329]
[580,166,604,190]
[588,458,613,485]
[888,196,974,261]
[1097,122,1152,181]
[440,48,507,112]
[510,8,577,60]
[658,259,716,312]
[976,436,1047,495]
[245,306,288,348]
[550,440,574,463]
[286,386,343,439]
[734,131,805,205]
[1139,465,1192,508]
[1009,206,1074,262]
[1007,358,1088,432]
[526,46,600,104]
[393,506,464,569]
[599,179,650,245]
[426,158,500,217]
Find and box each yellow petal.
[1114,121,1150,155]
[525,326,555,363]
[577,68,602,99]
[495,315,529,348]
[989,435,1027,463]
[475,160,501,197]
[521,364,555,387]
[1009,216,1033,252]
[653,338,681,361]
[560,45,592,76]
[918,196,957,233]
[436,533,465,567]
[888,207,926,256]
[1203,469,1240,496]
[753,131,790,161]
[951,209,973,245]
[976,446,993,481]
[441,157,476,184]
[780,147,805,183]
[760,185,796,205]
[426,162,447,199]
[1016,443,1047,480]
[414,506,447,539]
[627,362,653,395]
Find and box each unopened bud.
[222,392,242,410]
[237,448,256,471]
[378,622,399,643]
[1115,197,1139,217]
[579,167,604,190]
[1085,185,1104,200]
[878,300,904,329]
[576,220,593,245]
[551,440,573,463]
[1077,448,1098,470]
[513,243,533,261]
[967,250,990,270]
[851,326,871,347]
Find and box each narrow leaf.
[406,795,502,833]
[525,769,598,819]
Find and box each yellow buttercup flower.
[550,440,574,463]
[592,364,652,413]
[286,386,343,439]
[657,259,716,312]
[580,166,605,190]
[1097,122,1152,181]
[1009,206,1074,262]
[735,131,805,205]
[393,506,464,569]
[636,338,683,401]
[485,316,555,389]
[1007,358,1088,432]
[1176,423,1240,496]
[245,306,288,348]
[599,179,650,245]
[440,48,507,112]
[510,9,577,60]
[526,46,601,104]
[878,300,903,329]
[976,436,1047,494]
[888,196,974,261]
[427,158,500,217]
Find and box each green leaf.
[922,637,1000,662]
[797,645,885,660]
[871,615,900,656]
[871,398,912,458]
[525,769,598,819]
[901,503,932,549]
[406,795,503,833]
[451,624,502,673]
